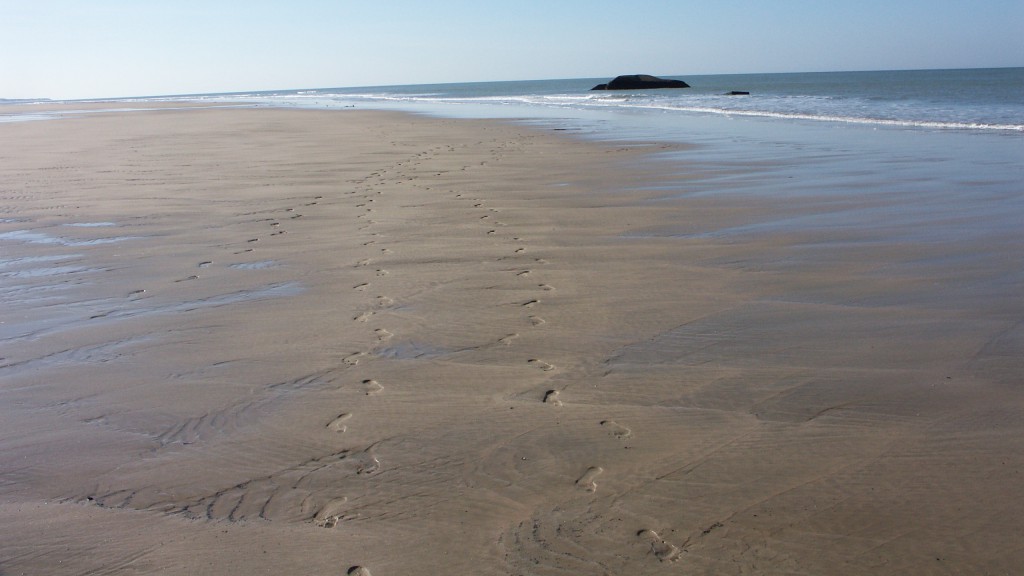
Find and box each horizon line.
[5,65,1022,103]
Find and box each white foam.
[280,86,1023,133]
[619,102,1024,132]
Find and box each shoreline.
[2,106,1022,575]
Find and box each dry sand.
[1,107,1022,575]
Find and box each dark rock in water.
[591,74,690,90]
[724,90,750,95]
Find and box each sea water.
[7,68,1021,131]
[136,67,1024,132]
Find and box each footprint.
[353,282,370,291]
[313,497,349,528]
[601,420,632,439]
[375,328,393,341]
[198,261,213,268]
[516,270,531,277]
[498,333,519,346]
[637,529,680,562]
[375,269,389,276]
[542,389,562,406]
[354,311,374,323]
[355,449,381,475]
[376,296,394,307]
[576,466,604,492]
[355,259,372,267]
[343,352,365,366]
[529,316,546,326]
[522,299,540,308]
[176,275,199,282]
[538,284,555,291]
[528,359,555,372]
[347,567,372,576]
[514,248,525,254]
[327,413,352,433]
[358,456,381,476]
[363,379,383,395]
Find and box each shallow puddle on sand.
[0,254,83,269]
[374,341,459,360]
[1,282,305,342]
[63,222,117,228]
[0,229,144,246]
[1,265,102,279]
[229,260,280,270]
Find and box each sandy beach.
[2,106,1023,575]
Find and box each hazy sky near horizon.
[3,0,1022,100]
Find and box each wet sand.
[1,107,1023,575]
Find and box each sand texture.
[2,108,1023,575]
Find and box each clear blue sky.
[3,0,1022,100]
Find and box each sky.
[2,0,1022,100]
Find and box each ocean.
[156,67,1024,133]
[5,68,1023,132]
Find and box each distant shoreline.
[6,65,1022,103]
